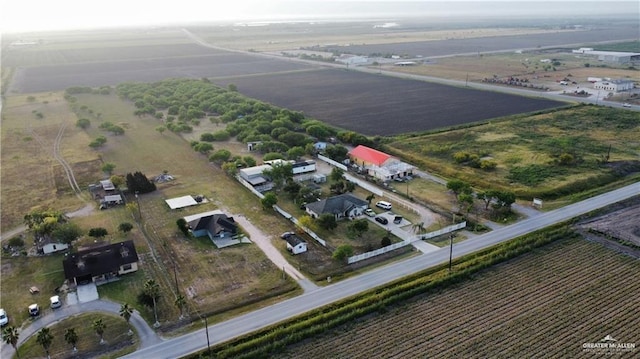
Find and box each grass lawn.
[0,253,66,327]
[14,312,136,359]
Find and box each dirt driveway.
[232,214,318,292]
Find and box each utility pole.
[204,317,211,355]
[135,191,142,221]
[449,213,456,273]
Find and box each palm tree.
[36,327,53,359]
[64,328,78,353]
[144,279,161,327]
[365,194,375,205]
[2,326,20,359]
[120,303,133,335]
[412,221,426,235]
[174,294,186,320]
[92,318,106,344]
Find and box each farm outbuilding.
[285,235,307,255]
[335,54,368,65]
[292,160,316,175]
[593,79,635,93]
[42,242,69,254]
[573,49,640,65]
[314,142,328,151]
[239,164,274,192]
[103,194,123,205]
[165,195,199,210]
[100,180,116,191]
[348,145,415,181]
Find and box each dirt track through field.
[28,121,83,197]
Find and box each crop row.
[276,236,639,358]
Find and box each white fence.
[237,176,265,199]
[239,174,327,247]
[317,154,347,171]
[347,222,467,264]
[347,241,409,264]
[410,222,467,242]
[344,173,384,197]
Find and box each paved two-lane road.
[122,182,639,359]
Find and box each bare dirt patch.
[576,196,640,249]
[214,68,564,136]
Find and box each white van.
[50,295,62,309]
[376,201,392,210]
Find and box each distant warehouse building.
[335,54,369,65]
[593,79,635,93]
[572,48,640,65]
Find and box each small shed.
[100,180,116,191]
[42,242,69,254]
[313,173,327,184]
[314,142,327,151]
[285,235,307,255]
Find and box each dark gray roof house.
[305,193,368,220]
[184,210,237,240]
[63,240,139,285]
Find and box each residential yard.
[15,313,136,359]
[0,253,67,327]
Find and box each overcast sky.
[1,0,637,33]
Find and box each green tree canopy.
[88,227,108,238]
[261,192,278,210]
[101,162,116,174]
[209,149,231,163]
[64,328,79,352]
[76,118,91,129]
[118,222,134,234]
[3,326,20,359]
[92,318,106,344]
[317,213,338,231]
[348,219,369,238]
[36,327,53,357]
[332,244,354,261]
[52,222,82,245]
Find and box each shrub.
[332,245,354,261]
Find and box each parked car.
[364,208,376,217]
[28,303,40,317]
[50,295,62,309]
[376,201,392,210]
[375,216,389,225]
[0,308,8,326]
[281,232,295,239]
[393,216,403,224]
[622,103,631,108]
